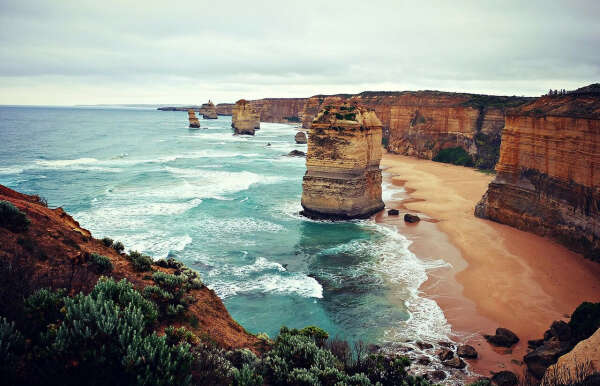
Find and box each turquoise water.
[0,106,450,344]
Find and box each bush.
[128,250,153,272]
[0,317,25,381]
[165,326,200,347]
[91,277,158,326]
[23,288,65,336]
[101,237,114,247]
[0,200,30,232]
[299,326,329,347]
[113,241,125,253]
[90,253,113,274]
[231,364,263,386]
[433,147,474,167]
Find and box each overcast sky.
[1,0,599,105]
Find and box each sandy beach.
[378,154,600,378]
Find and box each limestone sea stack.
[232,99,260,135]
[188,109,200,128]
[301,103,385,220]
[475,84,600,261]
[201,100,218,119]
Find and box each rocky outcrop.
[232,99,260,135]
[484,327,520,347]
[295,131,307,144]
[542,328,600,385]
[200,100,218,119]
[188,109,200,128]
[475,85,600,260]
[0,184,261,352]
[249,98,307,123]
[301,103,385,220]
[301,92,532,169]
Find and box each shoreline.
[377,154,600,378]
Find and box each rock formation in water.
[232,99,260,135]
[231,99,260,135]
[475,84,600,261]
[301,92,532,169]
[200,100,218,119]
[301,103,385,219]
[295,131,307,144]
[188,109,200,128]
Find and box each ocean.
[0,105,450,346]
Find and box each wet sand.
[377,154,600,378]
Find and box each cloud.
[1,0,598,104]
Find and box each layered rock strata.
[301,103,384,219]
[188,109,200,128]
[301,92,532,169]
[232,99,260,135]
[475,85,600,260]
[200,100,218,119]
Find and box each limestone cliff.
[200,100,218,119]
[475,85,600,260]
[248,98,307,123]
[216,103,234,115]
[542,328,600,384]
[232,99,260,135]
[301,103,384,219]
[301,92,531,169]
[188,109,200,128]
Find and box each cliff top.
[313,103,382,128]
[508,84,600,119]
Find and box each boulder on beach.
[484,327,519,347]
[404,213,421,223]
[295,131,307,144]
[443,356,466,369]
[387,209,399,216]
[457,344,478,359]
[436,348,454,361]
[416,341,433,350]
[491,371,519,386]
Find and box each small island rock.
[295,131,307,144]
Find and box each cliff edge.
[475,85,600,261]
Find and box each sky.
[1,0,599,105]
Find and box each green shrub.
[231,364,263,386]
[0,317,25,381]
[90,253,113,274]
[101,237,114,247]
[227,348,259,369]
[128,250,153,272]
[299,326,329,347]
[433,147,474,167]
[0,200,30,232]
[91,277,158,326]
[23,288,65,336]
[165,326,200,346]
[113,241,125,253]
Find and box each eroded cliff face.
[301,92,531,169]
[216,103,234,115]
[200,100,218,119]
[232,99,260,135]
[249,98,307,123]
[301,103,384,219]
[475,89,600,260]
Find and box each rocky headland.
[301,103,384,220]
[200,100,218,119]
[231,99,260,135]
[475,84,600,261]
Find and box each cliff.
[0,184,261,351]
[475,86,600,260]
[216,103,234,115]
[542,328,600,384]
[188,109,200,128]
[301,103,384,219]
[248,98,307,123]
[232,99,260,135]
[200,100,218,119]
[301,92,532,169]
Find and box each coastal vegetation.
[432,147,474,167]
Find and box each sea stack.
[188,109,200,128]
[301,103,385,220]
[295,131,307,144]
[201,100,218,119]
[232,99,260,135]
[475,84,600,260]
